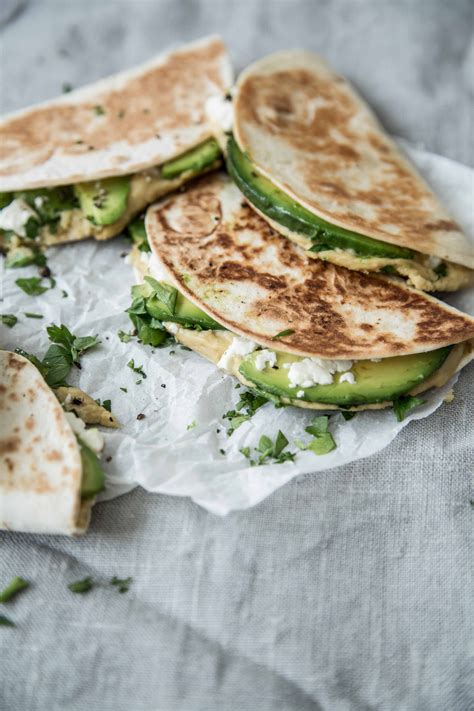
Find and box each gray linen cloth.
[1,2,473,709]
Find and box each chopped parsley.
[223,389,268,435]
[127,359,147,379]
[271,328,295,340]
[15,276,52,296]
[126,291,169,347]
[1,314,17,328]
[93,105,105,116]
[0,615,15,627]
[62,82,73,93]
[144,276,178,314]
[0,577,29,603]
[393,396,425,422]
[95,398,112,412]
[295,416,336,455]
[186,420,197,431]
[118,329,133,343]
[120,387,128,393]
[24,312,43,319]
[341,410,357,421]
[240,430,295,467]
[16,323,99,388]
[68,577,93,594]
[110,576,132,593]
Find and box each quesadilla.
[128,173,474,413]
[224,51,474,292]
[0,36,232,267]
[0,350,117,535]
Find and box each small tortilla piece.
[0,351,89,535]
[145,173,474,360]
[0,36,232,191]
[233,51,474,270]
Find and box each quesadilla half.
[0,36,232,267]
[0,350,116,535]
[128,173,474,412]
[226,51,474,292]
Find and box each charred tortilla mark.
[46,450,63,462]
[6,356,27,372]
[0,436,21,454]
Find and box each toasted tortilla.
[145,173,474,360]
[0,351,90,535]
[232,51,474,271]
[0,36,232,191]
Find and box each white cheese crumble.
[371,358,382,363]
[34,196,44,208]
[283,357,353,388]
[296,390,305,398]
[65,411,104,454]
[164,321,179,335]
[0,199,37,237]
[339,371,356,385]
[254,349,277,371]
[426,255,442,269]
[217,336,258,371]
[205,94,234,133]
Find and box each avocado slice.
[227,137,415,260]
[239,347,451,406]
[79,440,106,499]
[74,176,130,226]
[146,288,224,330]
[161,138,221,180]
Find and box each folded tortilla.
[0,36,232,257]
[134,174,474,411]
[231,51,474,291]
[0,351,102,535]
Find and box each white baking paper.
[1,142,473,515]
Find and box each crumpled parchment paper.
[1,142,472,514]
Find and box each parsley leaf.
[240,430,295,467]
[68,577,93,594]
[271,328,295,340]
[186,420,197,431]
[223,389,268,435]
[94,105,105,116]
[24,312,43,319]
[1,314,17,328]
[41,324,99,387]
[127,359,147,379]
[118,329,133,343]
[15,276,49,296]
[393,396,425,422]
[341,410,357,421]
[144,276,178,315]
[0,577,29,603]
[110,576,132,593]
[296,416,337,455]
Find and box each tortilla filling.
[226,137,473,292]
[0,139,221,266]
[127,266,467,412]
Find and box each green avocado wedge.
[79,440,106,499]
[74,176,131,226]
[227,136,415,260]
[161,138,221,180]
[239,347,451,407]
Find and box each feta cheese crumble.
[217,336,258,371]
[0,199,37,237]
[283,357,353,388]
[339,371,356,385]
[426,255,442,269]
[205,94,234,133]
[254,349,277,371]
[65,411,104,454]
[164,322,179,335]
[296,390,305,398]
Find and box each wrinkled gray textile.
[0,2,473,710]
